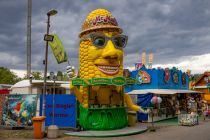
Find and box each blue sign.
[124,65,189,92]
[45,94,76,127]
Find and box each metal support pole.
[52,78,55,125]
[150,107,155,131]
[43,15,50,116]
[26,0,32,78]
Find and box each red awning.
[0,89,10,94]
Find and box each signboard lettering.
[45,94,76,127]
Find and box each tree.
[62,73,69,81]
[0,67,21,84]
[31,71,43,80]
[56,71,69,81]
[23,71,43,80]
[57,71,63,81]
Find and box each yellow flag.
[48,34,68,64]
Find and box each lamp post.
[43,9,57,116]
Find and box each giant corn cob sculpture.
[71,8,146,130]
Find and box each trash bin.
[32,116,46,139]
[128,111,137,126]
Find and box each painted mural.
[0,95,6,125]
[1,94,37,127]
[164,68,170,83]
[125,65,189,91]
[137,70,151,84]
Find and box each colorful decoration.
[1,95,37,127]
[137,70,151,84]
[204,76,210,83]
[157,97,162,104]
[151,96,162,104]
[80,10,122,37]
[48,34,68,64]
[123,69,130,78]
[164,68,170,83]
[182,73,186,85]
[151,96,158,104]
[172,71,179,84]
[70,8,145,130]
[73,8,126,130]
[135,62,143,70]
[148,52,153,69]
[0,95,6,125]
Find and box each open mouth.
[96,64,120,75]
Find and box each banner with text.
[48,34,68,64]
[45,94,76,127]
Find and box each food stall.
[124,65,202,123]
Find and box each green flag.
[48,34,68,64]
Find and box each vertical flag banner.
[48,34,68,64]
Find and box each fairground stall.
[124,65,202,125]
[192,72,210,105]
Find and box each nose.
[102,40,119,60]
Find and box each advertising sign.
[136,70,151,84]
[72,78,88,86]
[172,72,179,84]
[48,34,68,64]
[72,77,127,86]
[182,73,186,85]
[1,94,37,127]
[164,68,170,83]
[45,94,76,127]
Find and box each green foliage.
[62,73,69,81]
[23,71,43,80]
[31,71,43,80]
[57,71,63,81]
[56,71,69,81]
[0,67,21,84]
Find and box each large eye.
[113,35,127,49]
[93,37,105,48]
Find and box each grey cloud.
[0,0,210,74]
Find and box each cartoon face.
[164,68,170,83]
[79,29,127,78]
[173,72,179,84]
[123,69,130,78]
[137,70,151,84]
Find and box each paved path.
[60,120,210,140]
[2,119,210,140]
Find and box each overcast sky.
[0,0,210,77]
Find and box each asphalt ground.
[1,119,210,140]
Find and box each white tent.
[127,89,203,95]
[10,80,70,94]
